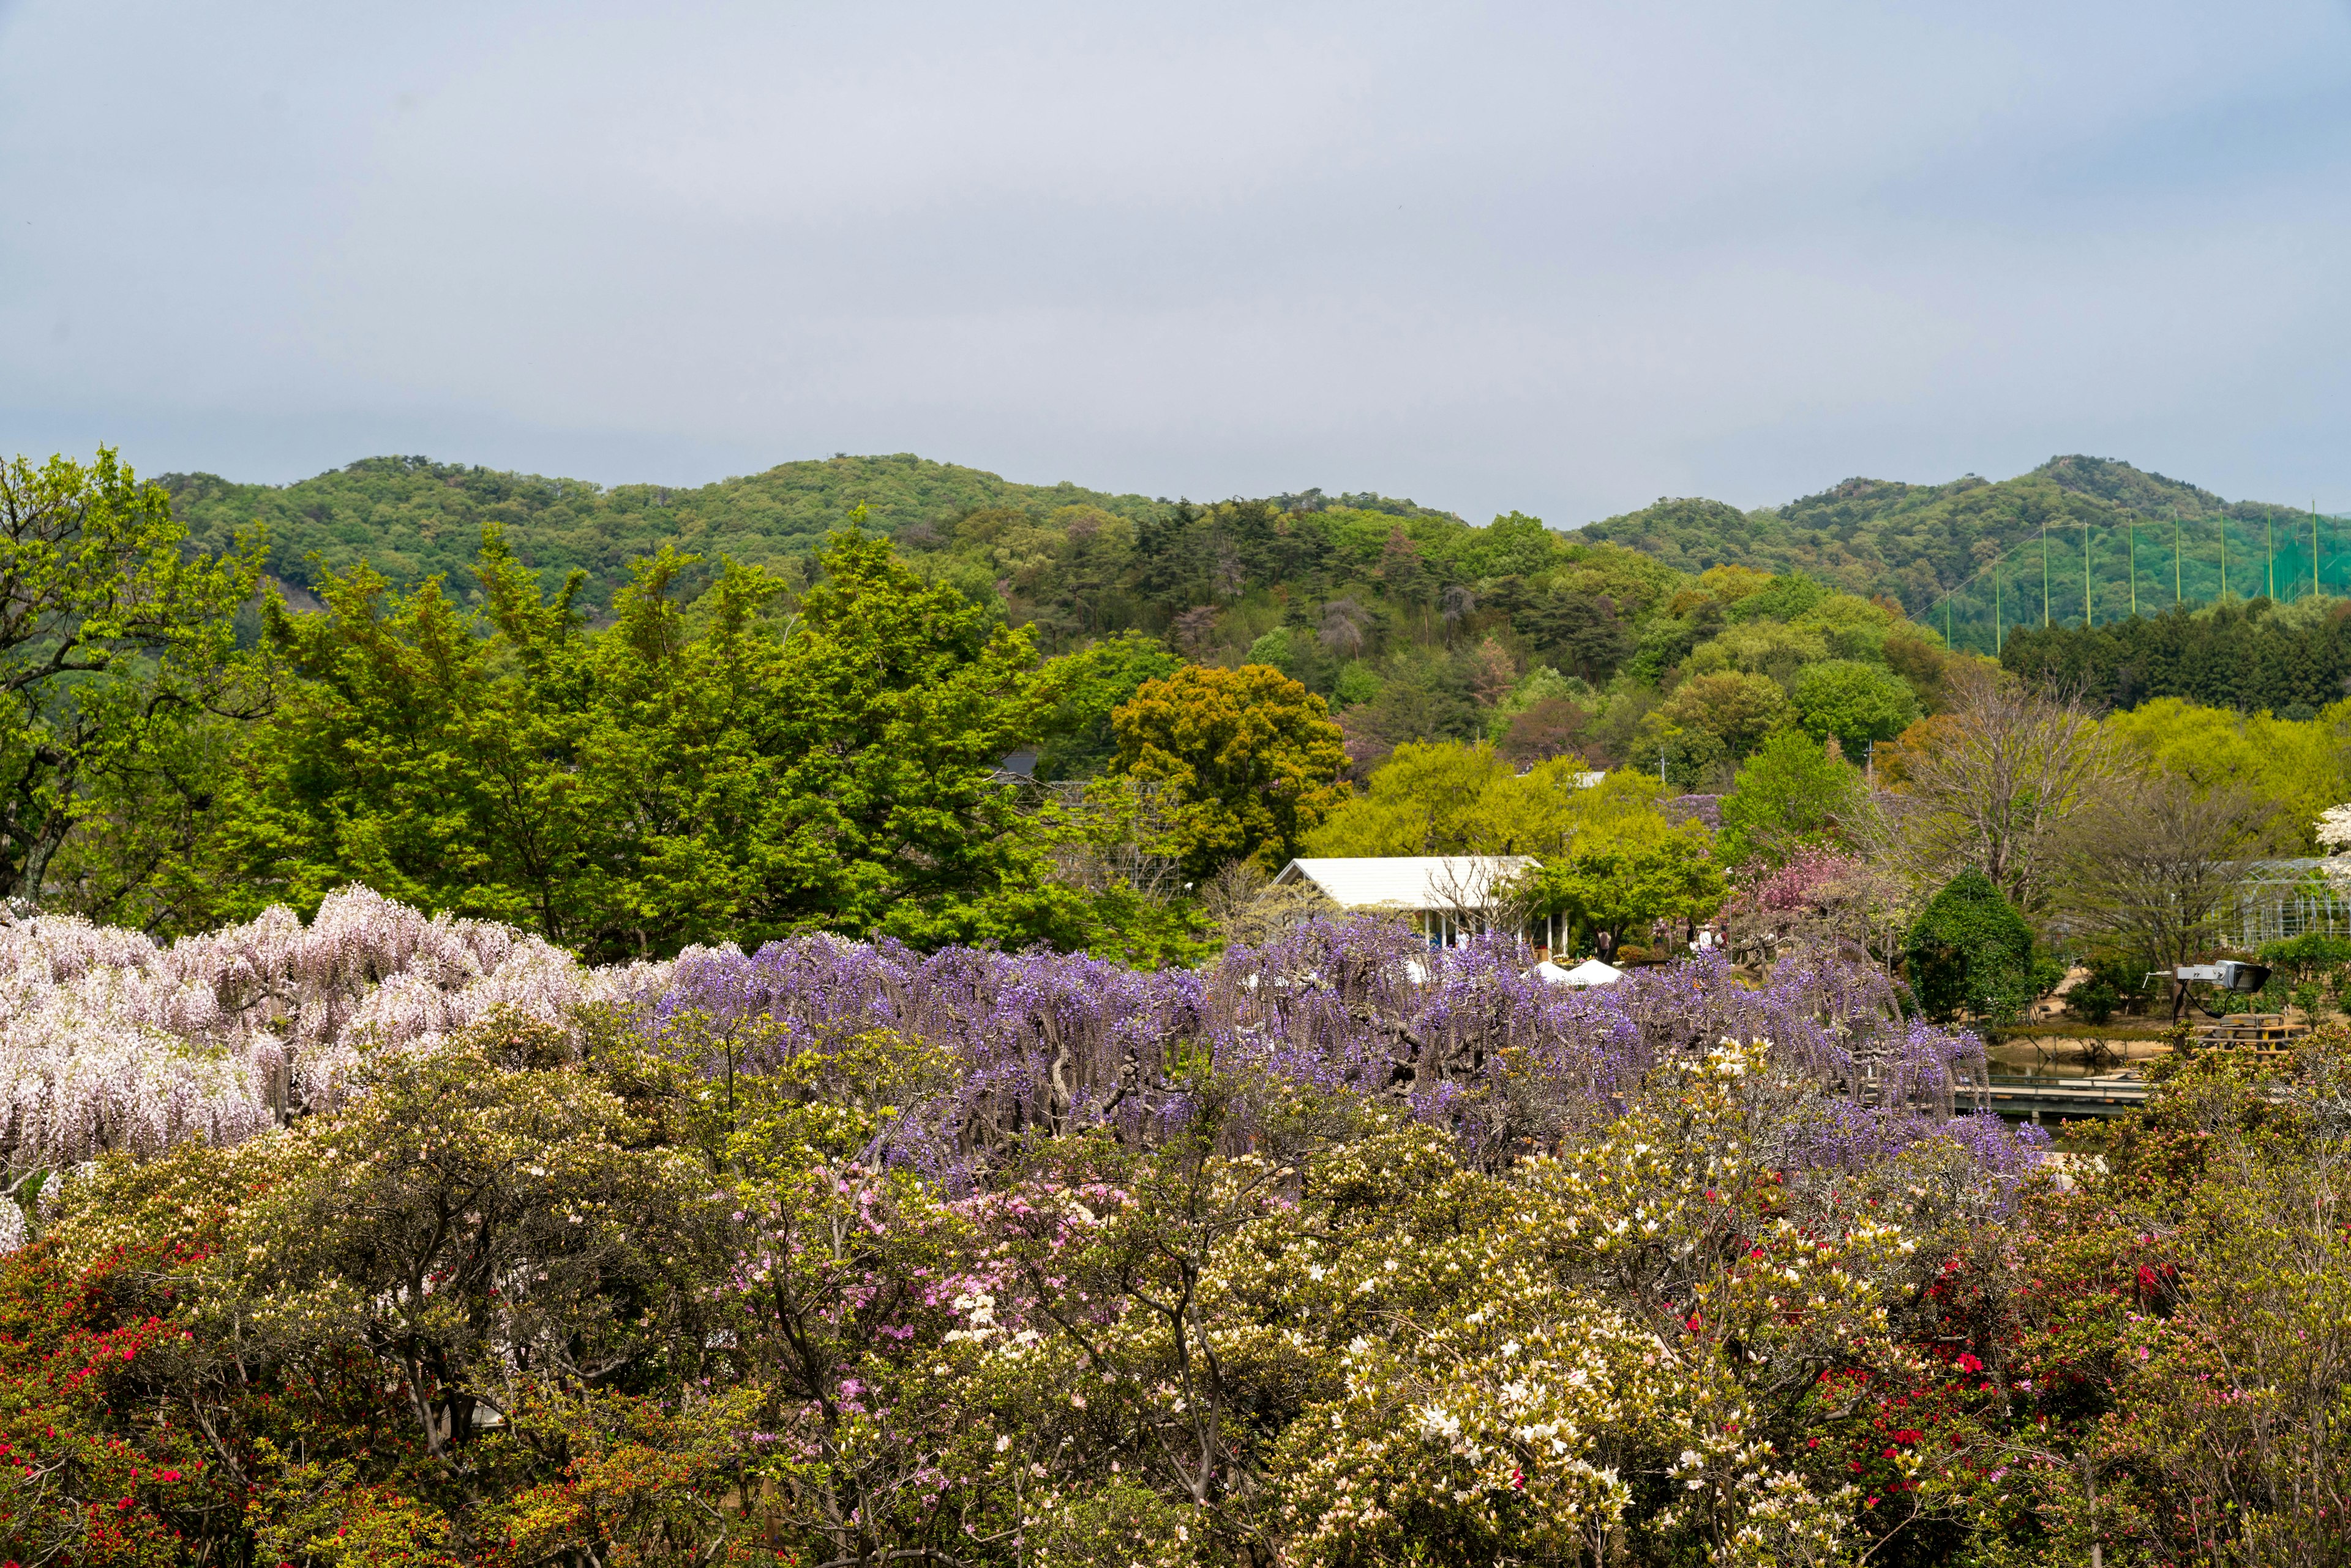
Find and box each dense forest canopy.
[2001,595,2351,716]
[168,450,2325,630]
[1581,454,2322,614]
[9,441,2333,958]
[163,452,1177,615]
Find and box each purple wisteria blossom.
[653,918,2038,1187]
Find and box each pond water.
[1986,1037,2169,1081]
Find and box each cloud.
[4,0,2350,523]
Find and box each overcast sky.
[4,2,2350,526]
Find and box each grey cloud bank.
[4,0,2349,525]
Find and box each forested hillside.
[2001,595,2351,715]
[171,449,2320,629]
[152,447,1986,797]
[1582,455,2315,613]
[163,452,1175,612]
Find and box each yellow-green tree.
[2103,696,2351,854]
[1633,670,1794,786]
[1111,662,1349,878]
[1306,740,1665,861]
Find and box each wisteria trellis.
[0,888,679,1218]
[0,891,2033,1248]
[654,915,2022,1185]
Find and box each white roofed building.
[1272,855,1540,948]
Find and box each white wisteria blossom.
[0,885,686,1224]
[2319,803,2351,891]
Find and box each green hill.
[163,452,1174,612]
[1578,456,2311,614]
[167,448,2309,626]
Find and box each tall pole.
[2268,516,2276,601]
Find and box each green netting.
[1930,514,2351,656]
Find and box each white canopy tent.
[1534,957,1623,988]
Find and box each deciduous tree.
[1869,668,2115,913]
[0,449,264,918]
[1111,662,1349,878]
[1717,729,1864,871]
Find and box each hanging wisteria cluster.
[0,887,678,1206]
[656,916,2022,1186]
[1,891,2033,1251]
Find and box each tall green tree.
[219,528,1091,956]
[209,528,589,936]
[1034,631,1183,781]
[1792,658,1918,750]
[1515,817,1725,956]
[1111,663,1350,879]
[586,530,1079,951]
[0,449,263,917]
[1717,730,1863,871]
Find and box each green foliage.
[1905,869,2037,1022]
[2069,978,2120,1024]
[1516,813,1727,953]
[167,451,1167,615]
[1793,657,1919,749]
[0,449,264,918]
[2068,951,2156,1023]
[2102,695,2351,853]
[2258,932,2351,999]
[2005,596,2351,717]
[1111,663,1351,878]
[1034,632,1184,782]
[1717,729,1863,870]
[1722,569,1831,624]
[1305,742,1662,860]
[1633,670,1794,787]
[163,443,1990,793]
[216,528,1096,956]
[1583,454,2305,615]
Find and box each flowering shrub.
[653,918,2011,1189]
[46,893,2351,1566]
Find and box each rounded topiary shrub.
[1903,869,2034,1023]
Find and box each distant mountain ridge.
[161,449,2312,619]
[163,452,1174,612]
[1578,455,2312,614]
